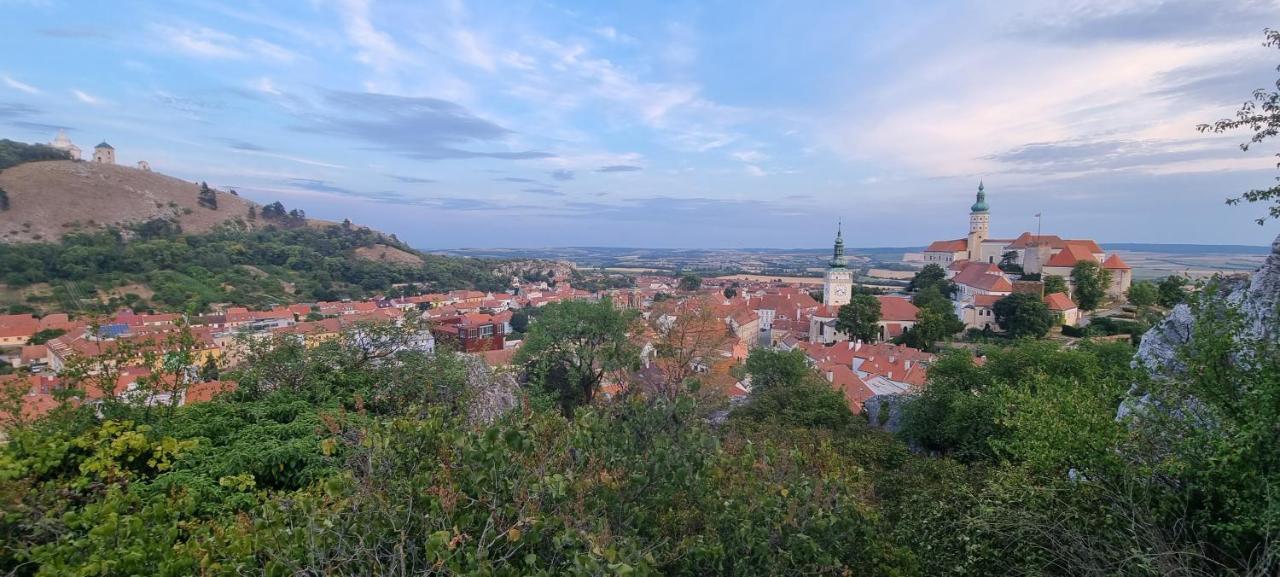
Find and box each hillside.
[0,160,259,242]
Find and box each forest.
[0,222,509,314]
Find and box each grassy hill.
[0,139,510,314]
[0,159,262,243]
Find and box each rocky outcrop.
[864,394,910,433]
[1121,233,1280,421]
[1133,234,1280,379]
[462,354,521,425]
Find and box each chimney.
[854,340,863,352]
[825,371,834,382]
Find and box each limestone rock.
[462,354,521,425]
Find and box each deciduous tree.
[836,291,881,342]
[1070,261,1112,311]
[993,293,1053,338]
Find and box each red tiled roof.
[1005,233,1066,249]
[1102,253,1131,270]
[925,239,967,252]
[1045,244,1099,267]
[0,314,38,339]
[185,380,237,404]
[952,262,1012,292]
[973,294,1003,308]
[876,296,919,322]
[1066,239,1104,254]
[1044,292,1077,311]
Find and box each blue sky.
[2,0,1279,249]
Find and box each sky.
[2,0,1279,249]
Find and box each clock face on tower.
[834,286,848,296]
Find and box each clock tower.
[823,224,854,307]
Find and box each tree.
[836,292,881,343]
[247,206,257,221]
[1127,281,1158,308]
[0,186,9,211]
[648,295,732,399]
[1043,275,1068,295]
[993,293,1053,338]
[509,309,530,334]
[1070,261,1112,311]
[197,182,217,210]
[723,286,737,299]
[732,348,852,429]
[1158,275,1189,308]
[899,286,964,350]
[515,298,639,416]
[908,263,955,297]
[1197,29,1280,224]
[29,328,67,345]
[998,250,1023,274]
[678,273,701,292]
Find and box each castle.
[923,183,1133,306]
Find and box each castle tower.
[92,141,115,165]
[823,223,854,307]
[967,181,989,263]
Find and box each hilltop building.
[924,183,1131,305]
[48,130,81,160]
[92,141,115,165]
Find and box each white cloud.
[154,23,296,62]
[2,73,39,94]
[336,0,405,72]
[252,76,282,96]
[824,28,1260,182]
[452,28,496,71]
[72,89,102,105]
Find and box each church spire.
[971,181,989,213]
[829,222,847,269]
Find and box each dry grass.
[0,160,262,242]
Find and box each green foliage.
[722,286,737,299]
[992,292,1053,338]
[0,139,70,171]
[997,250,1023,274]
[677,273,701,291]
[898,285,964,350]
[901,340,1135,470]
[907,263,956,297]
[1127,280,1159,307]
[197,181,217,209]
[1157,275,1189,308]
[836,292,881,342]
[1043,274,1068,295]
[516,299,639,416]
[1070,261,1112,311]
[0,224,507,313]
[27,328,66,345]
[732,349,854,430]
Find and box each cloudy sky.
[2,0,1279,248]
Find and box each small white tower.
[967,182,990,263]
[136,160,151,172]
[92,141,115,165]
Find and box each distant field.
[715,274,823,284]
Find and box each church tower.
[823,223,854,307]
[93,141,115,165]
[967,182,989,263]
